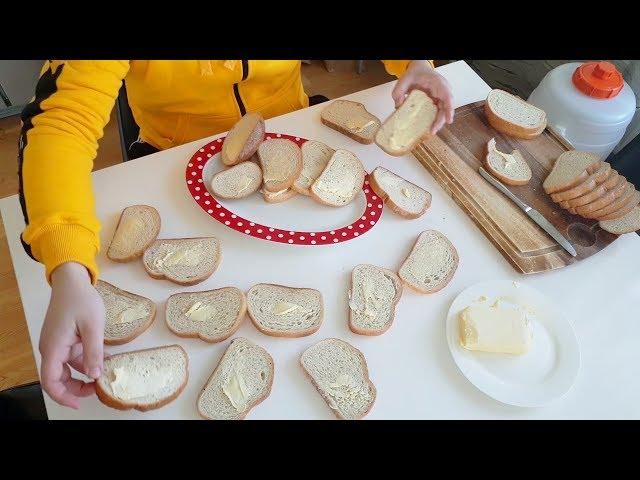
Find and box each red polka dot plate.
[185,133,383,246]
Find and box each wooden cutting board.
[413,100,618,274]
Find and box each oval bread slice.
[142,237,221,286]
[398,230,459,294]
[293,140,335,195]
[247,283,323,337]
[484,138,532,186]
[485,89,547,140]
[210,161,262,199]
[321,100,381,144]
[96,280,156,346]
[543,151,602,194]
[107,205,161,262]
[369,166,431,219]
[165,287,246,343]
[197,337,274,420]
[221,112,265,166]
[310,149,365,207]
[95,344,188,412]
[599,206,640,234]
[257,138,302,193]
[550,162,612,202]
[300,338,376,420]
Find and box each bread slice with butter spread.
[484,138,532,186]
[96,280,156,345]
[321,100,381,144]
[310,149,365,207]
[293,140,335,195]
[369,166,432,219]
[142,237,221,286]
[165,287,246,343]
[257,138,302,193]
[261,186,298,203]
[197,337,274,420]
[247,283,323,337]
[210,161,262,199]
[221,112,265,166]
[107,205,161,262]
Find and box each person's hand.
[39,262,105,409]
[392,60,455,135]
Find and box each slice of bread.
[246,283,323,337]
[484,138,532,186]
[300,338,376,420]
[96,280,156,346]
[550,162,612,202]
[561,171,621,208]
[293,140,335,195]
[257,138,302,193]
[221,112,265,166]
[321,100,381,144]
[261,187,298,203]
[582,183,635,219]
[142,237,221,286]
[310,149,365,207]
[543,151,602,194]
[348,264,403,336]
[599,206,640,234]
[107,205,161,262]
[369,166,431,219]
[210,161,262,199]
[197,337,274,420]
[593,187,640,221]
[574,174,628,216]
[95,344,188,412]
[165,287,246,343]
[485,89,547,139]
[375,90,438,156]
[398,230,459,294]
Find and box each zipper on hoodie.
[233,60,249,116]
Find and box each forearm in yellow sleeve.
[382,60,435,77]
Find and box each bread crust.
[258,139,303,193]
[369,167,431,219]
[246,283,323,338]
[348,264,403,336]
[320,101,380,145]
[594,189,640,221]
[583,184,635,219]
[484,90,547,140]
[107,205,161,262]
[95,344,189,412]
[543,152,602,194]
[299,338,376,420]
[165,288,247,343]
[563,171,622,208]
[221,113,265,166]
[551,163,612,202]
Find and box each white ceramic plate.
[446,280,580,407]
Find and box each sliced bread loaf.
[96,280,155,345]
[320,100,381,144]
[247,283,323,337]
[543,151,602,194]
[599,206,640,234]
[293,140,335,195]
[375,89,438,156]
[561,171,621,208]
[550,162,612,202]
[197,337,274,420]
[210,161,262,199]
[257,138,302,193]
[107,205,161,262]
[261,187,298,203]
[221,112,265,166]
[310,149,365,207]
[485,89,547,139]
[349,264,403,336]
[574,175,629,216]
[300,338,376,420]
[592,187,640,221]
[484,138,532,186]
[398,230,459,294]
[95,344,188,412]
[369,166,431,219]
[142,237,221,286]
[165,287,246,343]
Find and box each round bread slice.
[300,338,376,420]
[594,188,640,221]
[261,187,298,203]
[107,205,161,262]
[574,175,629,216]
[95,344,188,412]
[398,230,459,294]
[599,206,640,234]
[246,283,323,337]
[543,151,602,194]
[165,287,246,343]
[221,112,265,166]
[96,280,156,346]
[310,149,365,207]
[142,237,221,286]
[485,89,547,140]
[550,162,612,202]
[348,264,403,336]
[210,161,262,199]
[197,337,274,420]
[484,138,532,186]
[293,140,335,195]
[320,100,381,144]
[561,171,621,208]
[369,166,431,219]
[257,138,302,193]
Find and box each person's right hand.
[39,262,105,408]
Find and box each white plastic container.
[528,61,636,160]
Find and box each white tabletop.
[2,61,640,419]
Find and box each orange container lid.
[572,61,624,99]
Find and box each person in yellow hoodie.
[19,60,453,408]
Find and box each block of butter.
[458,300,533,355]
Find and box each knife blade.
[478,167,577,257]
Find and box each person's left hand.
[392,60,455,135]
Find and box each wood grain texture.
[413,101,619,274]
